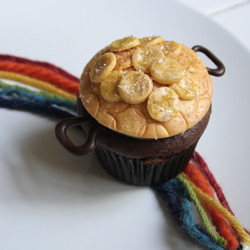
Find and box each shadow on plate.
[6,125,141,203]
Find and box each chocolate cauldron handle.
[192,45,225,76]
[55,116,98,155]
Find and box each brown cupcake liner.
[95,141,198,186]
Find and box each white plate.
[0,1,249,249]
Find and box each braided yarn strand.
[0,54,79,82]
[0,96,74,119]
[181,173,250,245]
[0,81,76,112]
[184,162,239,249]
[192,152,234,215]
[0,61,79,95]
[0,71,76,101]
[193,152,250,236]
[0,80,73,101]
[177,175,227,247]
[156,180,224,250]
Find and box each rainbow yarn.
[0,54,249,250]
[0,54,78,118]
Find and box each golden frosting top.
[80,36,212,139]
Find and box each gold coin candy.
[115,49,134,69]
[100,70,123,102]
[90,52,116,83]
[139,36,163,46]
[118,71,153,104]
[132,45,165,73]
[158,41,181,57]
[171,74,199,100]
[150,57,183,84]
[110,36,140,52]
[147,87,179,122]
[88,36,202,123]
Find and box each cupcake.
[55,36,225,186]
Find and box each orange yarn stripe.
[0,61,79,95]
[184,162,239,249]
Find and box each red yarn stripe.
[192,151,250,236]
[0,54,79,82]
[0,61,79,95]
[192,152,234,214]
[184,162,239,249]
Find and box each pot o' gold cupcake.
[56,36,225,186]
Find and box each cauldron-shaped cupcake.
[56,36,225,186]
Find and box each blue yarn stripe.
[155,180,224,250]
[0,85,76,112]
[0,96,75,119]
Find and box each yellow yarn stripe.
[177,175,226,247]
[0,71,76,101]
[181,173,250,245]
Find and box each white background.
[0,1,250,250]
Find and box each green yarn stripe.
[0,80,74,102]
[177,175,227,247]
